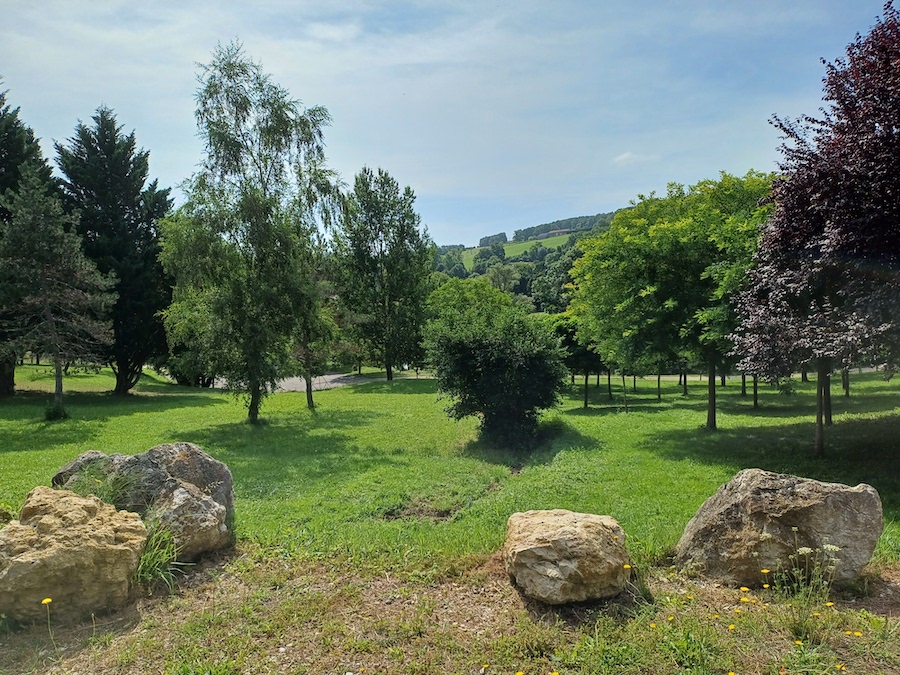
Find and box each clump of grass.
[134,521,190,594]
[64,462,138,510]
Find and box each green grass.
[461,233,571,270]
[2,365,899,674]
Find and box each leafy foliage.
[426,280,567,447]
[570,172,773,428]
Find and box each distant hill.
[512,211,617,242]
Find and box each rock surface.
[675,468,883,586]
[503,509,631,605]
[0,487,146,623]
[53,442,234,560]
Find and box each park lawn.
[1,365,899,674]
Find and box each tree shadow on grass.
[652,415,900,523]
[343,378,439,396]
[181,408,396,498]
[458,417,600,471]
[0,390,223,454]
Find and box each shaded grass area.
[2,365,900,673]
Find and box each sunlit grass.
[2,365,899,674]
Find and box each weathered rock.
[503,509,631,605]
[148,484,229,561]
[675,468,883,586]
[0,487,146,623]
[52,442,234,560]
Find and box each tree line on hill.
[3,5,900,453]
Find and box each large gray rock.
[53,442,234,560]
[503,509,631,605]
[675,468,883,586]
[0,487,146,623]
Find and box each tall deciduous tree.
[0,86,53,396]
[336,167,433,380]
[571,172,772,429]
[733,3,900,456]
[161,42,339,423]
[0,162,113,414]
[55,107,172,395]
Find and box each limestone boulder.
[504,509,631,605]
[53,442,234,560]
[0,487,146,623]
[675,468,883,586]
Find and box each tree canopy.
[335,166,433,380]
[161,41,339,423]
[734,3,900,454]
[570,171,773,429]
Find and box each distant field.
[461,233,572,270]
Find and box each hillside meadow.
[460,234,572,271]
[1,365,899,674]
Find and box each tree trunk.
[720,372,726,386]
[707,359,717,430]
[53,354,64,407]
[814,364,825,457]
[682,368,688,396]
[741,373,747,397]
[248,381,262,424]
[657,371,661,402]
[607,367,612,400]
[621,372,628,412]
[0,353,15,397]
[632,374,636,392]
[386,362,393,381]
[596,371,600,388]
[571,371,575,385]
[304,369,315,410]
[842,367,850,397]
[583,371,589,409]
[678,371,683,386]
[824,367,833,427]
[801,366,808,383]
[752,374,759,409]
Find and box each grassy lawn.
[1,366,899,674]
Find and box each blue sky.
[0,0,891,246]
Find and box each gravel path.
[273,372,371,392]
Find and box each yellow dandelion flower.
[623,563,631,569]
[649,622,656,628]
[826,602,834,607]
[763,584,770,589]
[740,597,750,603]
[854,631,863,637]
[667,615,674,621]
[734,608,741,613]
[728,624,735,631]
[845,630,853,635]
[795,640,803,645]
[836,664,846,671]
[551,672,560,675]
[686,595,693,600]
[41,598,52,605]
[813,612,821,617]
[516,672,524,675]
[751,598,758,604]
[613,535,619,540]
[713,614,720,619]
[740,586,750,592]
[761,569,771,574]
